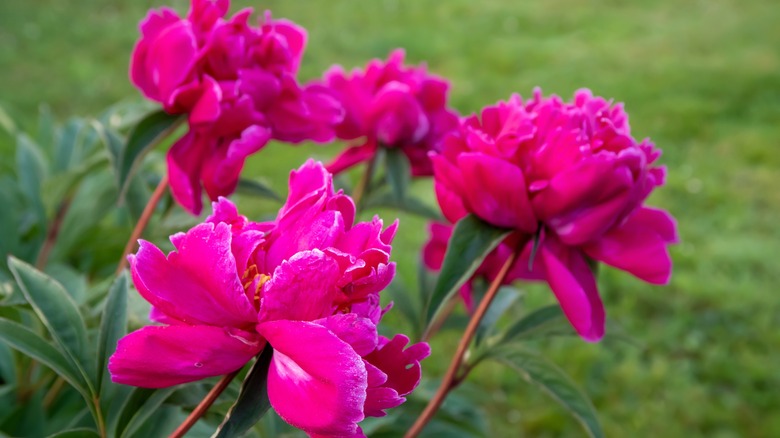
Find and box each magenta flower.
[109,161,429,437]
[131,0,343,214]
[321,49,459,176]
[431,89,678,341]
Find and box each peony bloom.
[431,89,678,341]
[109,161,429,437]
[321,49,459,176]
[131,0,343,214]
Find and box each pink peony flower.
[109,161,429,437]
[431,89,678,341]
[321,49,459,176]
[131,0,343,214]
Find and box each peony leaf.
[236,178,283,202]
[499,304,571,343]
[116,109,181,199]
[385,148,410,202]
[213,344,274,438]
[96,272,128,396]
[490,346,604,438]
[7,256,93,392]
[45,429,100,438]
[364,191,444,221]
[0,317,88,400]
[424,214,511,324]
[475,286,522,346]
[113,386,177,438]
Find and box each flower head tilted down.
[320,49,460,176]
[131,0,343,214]
[429,89,679,341]
[109,161,429,437]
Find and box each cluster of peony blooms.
[110,161,429,437]
[131,0,343,214]
[425,89,678,341]
[120,0,678,435]
[320,49,460,176]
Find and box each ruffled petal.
[457,153,537,233]
[258,250,342,323]
[129,222,257,327]
[540,241,605,342]
[584,207,677,284]
[109,325,261,388]
[260,320,367,437]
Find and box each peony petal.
[540,242,605,342]
[109,325,261,388]
[315,314,379,357]
[130,222,257,327]
[167,131,207,215]
[259,320,367,437]
[364,335,430,397]
[258,250,342,323]
[457,153,537,233]
[584,207,677,284]
[326,141,377,175]
[431,154,469,223]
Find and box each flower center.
[242,264,271,305]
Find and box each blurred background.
[1,0,778,436]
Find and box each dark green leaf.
[117,109,181,198]
[214,344,274,438]
[15,133,47,228]
[236,177,283,202]
[120,387,177,438]
[7,256,92,390]
[53,119,83,172]
[46,428,100,438]
[42,152,109,210]
[385,148,410,202]
[96,273,128,396]
[0,342,14,384]
[424,215,511,324]
[37,105,56,156]
[491,347,604,438]
[500,304,570,343]
[0,317,87,396]
[364,191,444,220]
[475,286,521,345]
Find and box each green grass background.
[1,0,779,436]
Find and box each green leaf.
[37,105,56,156]
[387,277,423,341]
[236,178,283,202]
[214,344,274,438]
[46,428,100,438]
[364,191,444,220]
[96,272,128,396]
[0,317,87,396]
[15,133,47,228]
[116,109,181,198]
[424,214,511,324]
[475,286,521,346]
[491,347,604,438]
[120,387,177,438]
[499,304,570,344]
[385,148,410,202]
[53,119,83,173]
[7,256,92,391]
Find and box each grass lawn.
[1,0,779,436]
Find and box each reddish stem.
[169,370,240,438]
[115,174,168,275]
[405,245,522,438]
